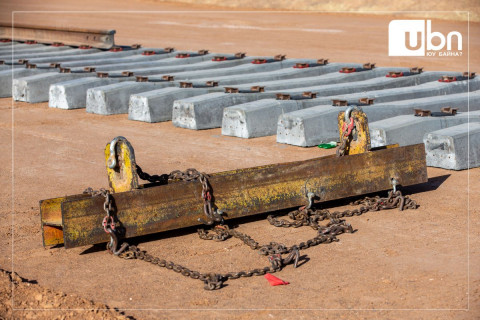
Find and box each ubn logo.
[389,20,462,56]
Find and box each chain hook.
[305,192,317,210]
[391,178,399,193]
[107,136,127,169]
[106,226,129,256]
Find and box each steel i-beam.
[40,140,427,249]
[40,110,427,248]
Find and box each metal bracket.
[105,136,139,193]
[337,106,371,155]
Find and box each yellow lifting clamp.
[337,106,371,156]
[105,136,138,193]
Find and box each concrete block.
[12,72,96,103]
[86,81,173,115]
[0,41,20,47]
[49,77,134,109]
[173,71,459,131]
[222,99,301,138]
[424,122,480,170]
[129,87,214,123]
[0,43,45,53]
[189,62,362,86]
[370,111,480,148]
[277,90,480,147]
[276,71,460,98]
[162,58,321,81]
[0,68,52,98]
[0,45,72,60]
[172,92,277,129]
[234,67,410,91]
[58,48,177,68]
[124,55,258,77]
[20,48,101,64]
[103,53,221,76]
[68,55,241,114]
[306,74,480,106]
[277,106,341,147]
[0,63,24,71]
[25,48,142,64]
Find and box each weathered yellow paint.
[104,139,138,193]
[40,197,64,226]
[58,143,427,248]
[337,109,371,155]
[42,225,64,246]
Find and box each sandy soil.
[0,1,479,319]
[144,0,480,22]
[1,0,478,71]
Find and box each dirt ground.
[0,1,479,319]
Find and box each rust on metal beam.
[0,23,115,49]
[40,143,427,249]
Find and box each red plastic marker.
[264,273,289,286]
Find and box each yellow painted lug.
[105,138,139,193]
[337,109,371,155]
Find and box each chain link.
[336,116,353,157]
[137,165,223,225]
[83,188,115,233]
[86,166,418,290]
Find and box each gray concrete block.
[125,55,259,77]
[12,72,96,103]
[49,77,134,109]
[129,87,215,123]
[57,48,177,68]
[277,90,480,147]
[277,105,342,147]
[306,74,479,106]
[51,54,235,113]
[172,71,459,131]
[0,68,52,98]
[370,111,480,148]
[160,58,321,81]
[424,122,480,170]
[16,48,101,64]
[86,81,173,115]
[276,71,460,98]
[234,67,411,91]
[0,41,20,47]
[189,62,362,86]
[222,99,301,138]
[0,45,73,60]
[172,92,277,129]
[0,43,45,54]
[24,48,139,64]
[103,53,221,76]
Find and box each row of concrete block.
[47,62,364,111]
[4,51,330,100]
[176,72,474,130]
[50,69,466,123]
[3,42,478,170]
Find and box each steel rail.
[40,142,428,249]
[0,23,115,49]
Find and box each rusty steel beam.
[41,143,428,249]
[0,23,115,49]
